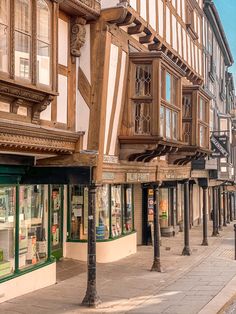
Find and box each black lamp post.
[182,180,191,256]
[151,183,162,272]
[82,184,101,307]
[202,186,208,246]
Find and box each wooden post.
[202,186,208,246]
[182,180,191,256]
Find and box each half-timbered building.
[0,0,100,303]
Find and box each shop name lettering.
[127,173,149,182]
[162,172,187,179]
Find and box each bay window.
[198,97,208,148]
[130,55,181,141]
[0,0,52,88]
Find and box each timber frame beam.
[101,7,203,85]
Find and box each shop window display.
[19,185,47,269]
[123,185,133,233]
[70,185,89,240]
[96,185,109,240]
[0,187,15,277]
[111,185,122,237]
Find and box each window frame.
[0,0,54,92]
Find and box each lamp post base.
[151,257,163,272]
[182,246,191,256]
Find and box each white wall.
[101,0,118,9]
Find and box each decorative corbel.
[71,17,87,63]
[32,95,54,124]
[11,98,24,114]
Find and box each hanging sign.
[210,135,229,158]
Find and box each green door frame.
[50,184,64,260]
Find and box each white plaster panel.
[199,48,202,76]
[183,28,187,60]
[187,35,191,66]
[57,75,68,124]
[104,44,119,154]
[40,103,51,121]
[76,91,90,150]
[195,45,198,73]
[177,0,181,16]
[79,24,91,84]
[140,0,147,21]
[58,18,68,67]
[166,6,171,44]
[109,51,127,156]
[101,0,118,8]
[66,232,137,263]
[129,0,137,10]
[0,263,56,304]
[177,23,182,57]
[172,15,177,51]
[181,0,185,22]
[149,0,156,30]
[158,0,164,37]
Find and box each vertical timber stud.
[151,184,162,272]
[223,186,227,226]
[82,184,101,307]
[218,187,222,231]
[202,186,208,246]
[212,187,218,237]
[182,180,191,256]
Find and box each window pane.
[15,32,31,79]
[199,125,206,147]
[135,65,151,97]
[0,0,9,73]
[172,111,178,140]
[0,187,15,278]
[70,185,88,240]
[111,185,122,237]
[161,68,165,99]
[134,102,151,135]
[37,0,51,86]
[37,41,50,85]
[37,0,50,42]
[160,105,165,136]
[172,76,177,106]
[15,0,31,33]
[166,108,171,138]
[96,185,109,240]
[0,24,8,72]
[182,94,192,118]
[199,98,206,121]
[123,186,133,233]
[19,185,48,269]
[166,72,171,102]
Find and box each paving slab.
[1,223,236,314]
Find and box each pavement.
[1,222,236,314]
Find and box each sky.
[214,0,236,84]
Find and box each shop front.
[66,183,136,263]
[0,165,91,303]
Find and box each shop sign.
[191,170,208,178]
[103,155,119,164]
[211,135,229,158]
[158,169,190,180]
[126,173,150,182]
[102,172,115,180]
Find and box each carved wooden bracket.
[71,17,87,63]
[32,95,54,124]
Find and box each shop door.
[51,185,63,260]
[142,187,154,245]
